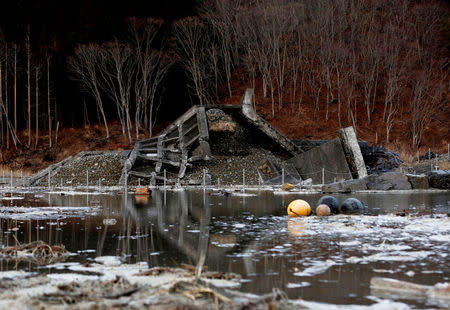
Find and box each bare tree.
[129,18,171,138]
[409,61,447,148]
[47,54,52,147]
[97,40,135,142]
[34,63,42,148]
[13,43,17,136]
[25,28,32,147]
[174,17,212,106]
[204,0,242,98]
[70,44,109,138]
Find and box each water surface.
[0,189,449,308]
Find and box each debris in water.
[0,241,68,264]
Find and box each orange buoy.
[316,204,331,216]
[287,199,311,217]
[281,183,294,191]
[135,187,149,195]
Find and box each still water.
[0,189,449,307]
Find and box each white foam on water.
[340,241,361,247]
[362,251,434,262]
[94,256,122,266]
[0,270,34,280]
[294,260,336,277]
[47,273,99,282]
[290,299,411,310]
[286,282,311,288]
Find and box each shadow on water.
[0,189,449,306]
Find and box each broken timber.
[121,89,302,186]
[120,106,212,185]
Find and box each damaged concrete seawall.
[286,126,368,185]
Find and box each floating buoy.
[287,199,311,217]
[317,195,339,214]
[340,198,364,213]
[316,204,331,216]
[281,183,294,191]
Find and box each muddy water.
[0,189,449,307]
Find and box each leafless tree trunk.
[410,61,446,149]
[35,64,41,148]
[26,28,32,148]
[129,18,170,138]
[0,39,18,148]
[70,44,109,138]
[47,56,52,147]
[13,44,17,136]
[97,40,134,142]
[174,17,211,106]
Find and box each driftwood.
[0,240,67,264]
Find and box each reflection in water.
[287,220,305,236]
[0,189,449,307]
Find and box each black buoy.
[340,198,364,214]
[317,195,339,214]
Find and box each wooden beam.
[137,154,181,167]
[196,106,209,140]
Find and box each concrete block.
[322,178,367,193]
[287,139,352,184]
[365,172,412,190]
[338,126,368,179]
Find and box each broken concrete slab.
[338,126,368,179]
[322,178,367,193]
[240,88,302,156]
[287,139,352,184]
[365,172,412,190]
[406,174,429,189]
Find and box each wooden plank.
[206,104,242,110]
[137,155,181,167]
[184,133,200,148]
[159,106,198,137]
[140,147,180,153]
[196,106,209,140]
[183,122,199,137]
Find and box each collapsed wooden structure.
[120,89,302,185]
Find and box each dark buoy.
[317,195,339,214]
[340,198,364,214]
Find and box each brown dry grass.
[222,76,450,163]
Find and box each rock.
[322,178,367,193]
[340,198,364,213]
[359,142,402,174]
[317,195,339,213]
[421,150,439,160]
[281,183,294,191]
[427,170,450,189]
[316,204,331,216]
[365,172,412,190]
[406,174,429,189]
